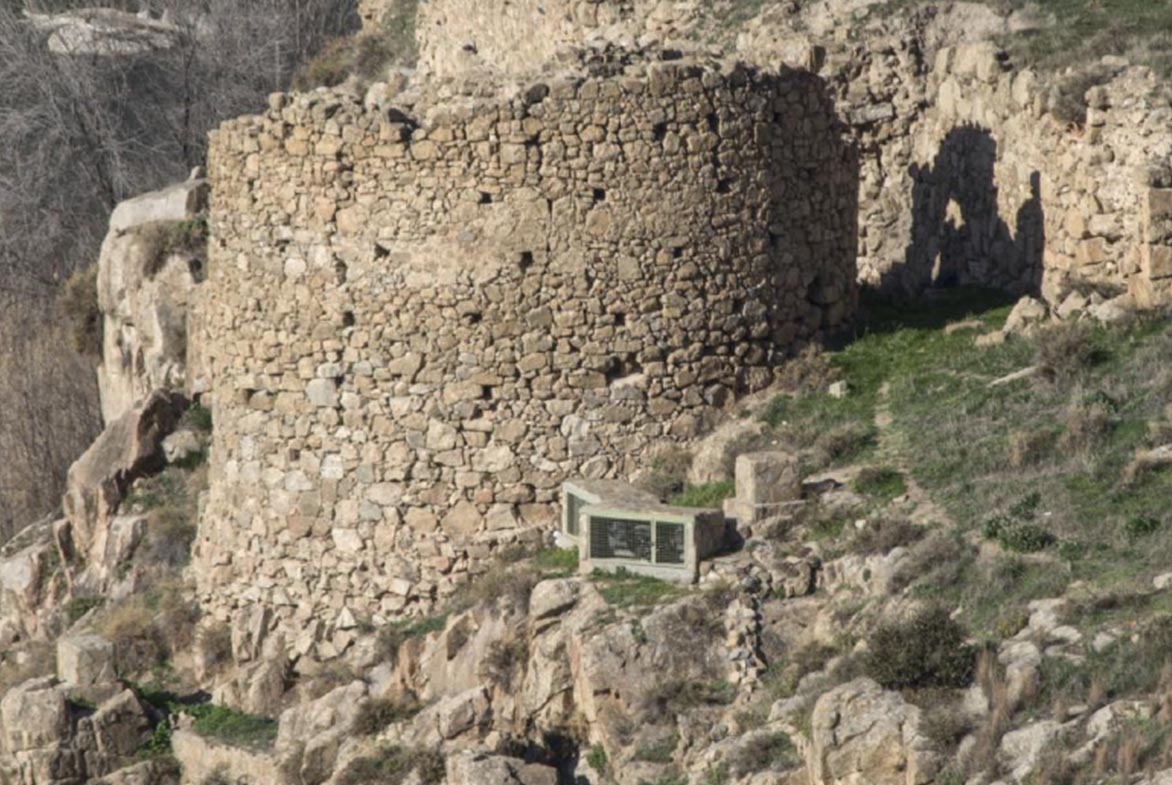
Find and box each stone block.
[735,451,801,523]
[57,634,117,687]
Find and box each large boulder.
[62,389,186,564]
[57,633,117,688]
[0,677,70,753]
[446,751,558,785]
[98,180,207,424]
[807,678,941,785]
[276,681,368,785]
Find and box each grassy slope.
[765,290,1172,638]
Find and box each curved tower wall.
[193,59,857,645]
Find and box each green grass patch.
[187,704,277,749]
[337,745,444,785]
[853,467,908,502]
[533,546,579,575]
[671,480,734,508]
[593,569,684,609]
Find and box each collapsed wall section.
[193,58,857,648]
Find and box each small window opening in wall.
[465,312,483,325]
[334,260,348,285]
[653,122,668,142]
[342,311,356,328]
[289,448,300,462]
[374,243,390,259]
[592,188,606,203]
[706,113,719,134]
[479,191,493,204]
[613,312,627,327]
[717,178,733,194]
[519,251,534,272]
[672,248,683,259]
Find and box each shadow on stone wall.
[889,124,1044,298]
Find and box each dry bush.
[481,628,530,691]
[99,600,169,676]
[812,422,876,467]
[1061,397,1115,453]
[60,264,102,358]
[851,515,923,556]
[776,345,841,395]
[1034,322,1099,385]
[1008,427,1056,468]
[639,443,693,499]
[352,695,422,736]
[198,621,234,674]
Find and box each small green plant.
[982,493,1054,553]
[136,718,174,760]
[853,467,908,501]
[141,218,208,274]
[1125,515,1162,542]
[586,744,609,775]
[702,762,731,785]
[671,481,734,508]
[186,703,278,749]
[183,403,213,432]
[376,614,448,662]
[634,731,679,763]
[65,596,105,624]
[864,606,975,690]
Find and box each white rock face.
[98,179,207,425]
[808,678,941,785]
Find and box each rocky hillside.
[5,1,1172,785]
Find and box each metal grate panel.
[590,517,652,562]
[655,522,686,564]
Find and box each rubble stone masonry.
[192,56,857,651]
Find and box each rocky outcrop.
[98,179,207,425]
[25,8,181,57]
[62,389,186,568]
[808,678,941,785]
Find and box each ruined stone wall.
[415,0,702,79]
[739,13,1172,306]
[192,57,857,650]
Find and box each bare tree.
[0,0,359,540]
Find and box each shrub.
[1035,322,1100,384]
[774,345,841,396]
[338,746,445,785]
[724,731,800,774]
[60,264,102,358]
[1125,514,1162,542]
[1008,427,1056,468]
[812,422,877,467]
[1062,398,1115,452]
[481,629,529,691]
[641,444,693,499]
[533,547,578,575]
[853,467,908,501]
[183,403,213,432]
[139,218,208,275]
[65,596,105,625]
[642,679,735,722]
[864,606,976,690]
[852,515,923,555]
[982,493,1055,553]
[352,696,422,736]
[99,600,168,676]
[634,731,679,763]
[586,744,609,775]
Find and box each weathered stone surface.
[0,677,70,752]
[446,751,558,785]
[808,678,940,785]
[57,634,117,687]
[172,728,283,785]
[736,451,802,523]
[98,180,206,425]
[63,389,186,564]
